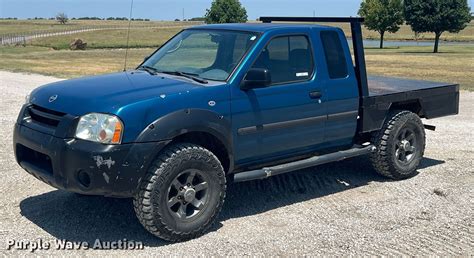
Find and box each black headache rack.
[260,16,369,97]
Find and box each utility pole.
[313,10,315,17]
[182,8,185,21]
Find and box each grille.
[27,105,65,127]
[16,144,53,176]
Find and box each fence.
[0,27,105,45]
[0,23,203,46]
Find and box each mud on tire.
[133,143,226,241]
[370,110,426,180]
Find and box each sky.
[1,0,473,21]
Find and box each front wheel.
[133,143,226,241]
[370,110,426,179]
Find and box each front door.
[231,34,326,165]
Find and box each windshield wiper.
[138,65,159,75]
[160,71,208,84]
[138,66,209,84]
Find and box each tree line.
[359,0,471,53]
[56,14,151,22]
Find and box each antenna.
[123,0,134,71]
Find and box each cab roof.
[190,23,333,33]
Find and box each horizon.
[2,0,471,21]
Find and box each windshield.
[142,29,259,82]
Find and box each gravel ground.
[0,71,473,256]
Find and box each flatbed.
[361,76,459,132]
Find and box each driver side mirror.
[241,68,271,91]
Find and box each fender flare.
[135,108,233,165]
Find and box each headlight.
[75,113,123,144]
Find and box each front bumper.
[13,123,168,197]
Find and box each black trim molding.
[238,110,358,136]
[238,115,325,136]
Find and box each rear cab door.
[317,28,359,146]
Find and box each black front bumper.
[13,123,168,197]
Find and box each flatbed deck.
[360,76,459,133]
[368,76,459,96]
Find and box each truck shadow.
[19,156,444,247]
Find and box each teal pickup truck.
[14,17,459,241]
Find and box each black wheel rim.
[395,127,417,165]
[167,169,209,220]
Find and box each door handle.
[309,91,322,99]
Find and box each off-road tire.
[133,143,226,241]
[370,110,426,179]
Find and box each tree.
[56,12,68,24]
[404,0,471,53]
[205,0,247,24]
[358,0,404,49]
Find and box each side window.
[320,31,348,79]
[252,35,314,85]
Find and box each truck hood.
[29,71,204,116]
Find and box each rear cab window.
[320,30,349,79]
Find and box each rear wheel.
[370,110,426,179]
[133,143,226,241]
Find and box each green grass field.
[0,20,473,90]
[29,27,185,49]
[0,46,152,77]
[365,45,474,90]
